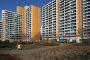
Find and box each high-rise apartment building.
[17,5,40,42]
[83,0,90,39]
[42,0,60,41]
[17,6,26,41]
[2,10,22,42]
[59,0,83,43]
[0,22,2,41]
[42,0,86,43]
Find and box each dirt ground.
[0,44,90,60]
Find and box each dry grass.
[0,44,90,60]
[29,44,90,60]
[0,54,22,60]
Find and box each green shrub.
[59,39,67,43]
[71,39,77,43]
[0,41,17,50]
[81,39,90,45]
[35,40,58,46]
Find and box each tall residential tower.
[2,10,22,42]
[83,0,90,39]
[17,5,40,42]
[17,6,26,41]
[42,0,87,43]
[42,0,60,41]
[0,22,2,41]
[59,0,83,43]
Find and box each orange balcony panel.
[76,0,83,37]
[32,6,40,42]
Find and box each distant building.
[40,26,42,40]
[0,22,2,41]
[2,10,22,42]
[17,6,26,41]
[17,5,41,42]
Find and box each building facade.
[2,10,22,42]
[59,0,83,43]
[0,22,2,41]
[42,0,60,41]
[42,0,86,43]
[17,5,40,42]
[83,0,90,39]
[17,6,26,41]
